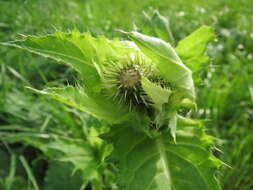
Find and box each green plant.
[1,25,223,190]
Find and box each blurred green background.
[0,0,252,189]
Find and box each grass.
[0,0,252,189]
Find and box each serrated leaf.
[108,118,222,190]
[176,26,215,74]
[28,86,131,124]
[0,130,107,188]
[3,31,136,91]
[2,31,146,123]
[46,136,101,182]
[124,31,195,100]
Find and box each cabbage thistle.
[3,26,223,190]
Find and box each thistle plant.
[2,24,223,189]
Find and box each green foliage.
[176,26,215,82]
[29,86,131,124]
[1,23,222,189]
[44,161,84,190]
[0,126,111,189]
[0,0,252,190]
[125,31,195,100]
[107,117,222,190]
[141,10,175,45]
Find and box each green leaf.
[142,10,175,45]
[2,31,145,123]
[44,160,85,190]
[124,31,196,139]
[124,31,195,100]
[28,86,131,124]
[167,111,177,141]
[176,26,215,75]
[141,77,171,112]
[0,130,107,188]
[108,117,222,190]
[46,135,103,184]
[3,30,136,91]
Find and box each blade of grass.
[5,154,16,190]
[19,155,40,190]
